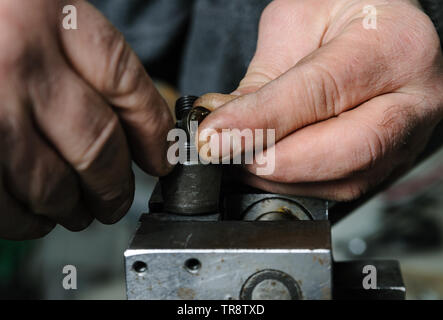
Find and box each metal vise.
[124,96,406,300]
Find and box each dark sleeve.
[178,0,271,95]
[89,0,194,86]
[419,0,443,48]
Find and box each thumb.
[58,0,174,176]
[192,63,279,162]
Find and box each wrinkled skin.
[197,0,443,201]
[0,0,174,240]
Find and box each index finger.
[59,0,174,176]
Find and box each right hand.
[0,0,174,240]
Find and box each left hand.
[196,0,443,201]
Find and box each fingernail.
[199,129,236,163]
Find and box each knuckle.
[74,114,121,172]
[0,23,41,79]
[299,62,342,120]
[0,34,22,73]
[378,104,416,153]
[389,8,441,70]
[261,0,304,24]
[260,1,283,23]
[97,27,141,97]
[32,185,54,212]
[351,123,385,174]
[413,11,441,51]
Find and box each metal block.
[125,219,332,300]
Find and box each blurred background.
[1,139,443,299]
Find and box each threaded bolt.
[175,96,198,120]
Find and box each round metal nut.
[240,269,302,300]
[242,198,313,221]
[186,106,211,137]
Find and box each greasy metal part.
[333,260,406,300]
[125,219,332,300]
[160,97,221,215]
[175,95,198,121]
[160,161,222,215]
[186,106,211,137]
